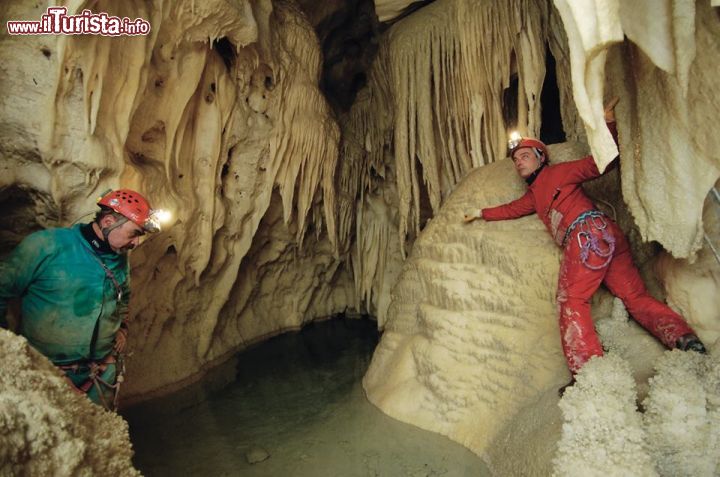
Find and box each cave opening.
[538,48,565,145]
[296,0,381,114]
[124,315,490,476]
[212,37,236,72]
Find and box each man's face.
[106,219,145,254]
[511,147,542,179]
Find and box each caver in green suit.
[2,189,163,408]
[0,224,129,406]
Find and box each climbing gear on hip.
[563,210,616,270]
[58,352,126,411]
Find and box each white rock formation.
[643,350,720,476]
[553,355,657,477]
[373,0,426,22]
[553,0,720,259]
[608,1,720,259]
[552,0,623,170]
[363,143,584,458]
[0,330,138,476]
[654,184,720,349]
[554,350,720,477]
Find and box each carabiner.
[577,231,590,249]
[590,214,607,230]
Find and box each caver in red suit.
[475,121,705,375]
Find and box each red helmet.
[97,189,160,232]
[508,136,549,162]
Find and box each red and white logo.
[7,7,151,36]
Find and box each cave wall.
[0,0,355,402]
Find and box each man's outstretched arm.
[464,191,535,223]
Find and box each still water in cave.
[125,317,490,476]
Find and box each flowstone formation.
[361,143,595,471]
[0,330,138,476]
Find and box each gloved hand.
[463,209,483,223]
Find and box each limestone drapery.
[0,0,347,401]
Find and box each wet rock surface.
[125,318,490,476]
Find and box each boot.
[558,378,576,397]
[676,333,707,354]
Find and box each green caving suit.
[0,224,129,405]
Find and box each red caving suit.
[481,123,695,373]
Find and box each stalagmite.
[363,143,590,458]
[554,350,720,477]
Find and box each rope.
[59,353,125,412]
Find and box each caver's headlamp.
[508,131,523,151]
[507,131,548,162]
[144,208,173,233]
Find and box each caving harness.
[562,210,616,270]
[58,352,126,411]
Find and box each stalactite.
[340,0,548,319]
[266,1,339,251]
[552,0,622,173]
[388,0,549,251]
[1,0,345,399]
[552,0,720,258]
